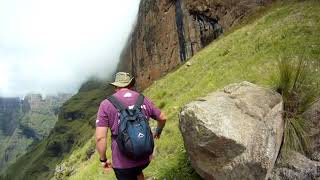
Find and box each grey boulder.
[179,81,284,180]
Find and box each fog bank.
[0,0,140,97]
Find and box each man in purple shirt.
[96,72,167,180]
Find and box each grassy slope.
[3,80,113,180]
[56,1,320,179]
[60,1,320,179]
[0,96,69,174]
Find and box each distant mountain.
[3,79,112,180]
[0,93,72,174]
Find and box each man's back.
[95,71,167,180]
[96,88,161,169]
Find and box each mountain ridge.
[0,93,71,175]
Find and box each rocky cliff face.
[120,0,272,89]
[22,94,72,137]
[24,94,43,108]
[0,98,21,136]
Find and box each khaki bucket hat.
[110,72,134,88]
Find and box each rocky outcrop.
[271,151,320,180]
[24,94,43,108]
[21,93,72,137]
[120,0,272,90]
[303,99,320,161]
[179,82,284,180]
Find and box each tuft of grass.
[282,117,310,156]
[273,55,320,156]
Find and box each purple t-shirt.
[96,89,161,169]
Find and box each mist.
[0,0,140,97]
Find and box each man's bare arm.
[157,112,166,128]
[154,112,167,139]
[96,127,107,160]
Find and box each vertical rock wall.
[119,0,272,90]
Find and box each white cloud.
[0,0,140,97]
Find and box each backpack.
[107,94,154,160]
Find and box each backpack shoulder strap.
[134,94,144,109]
[107,95,126,111]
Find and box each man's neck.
[116,88,130,92]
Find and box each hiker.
[96,72,167,180]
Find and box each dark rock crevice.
[190,11,223,47]
[175,0,187,62]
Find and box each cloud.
[0,0,140,97]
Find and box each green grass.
[57,1,320,179]
[4,1,320,179]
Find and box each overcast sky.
[0,0,140,97]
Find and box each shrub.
[273,55,320,157]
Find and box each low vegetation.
[3,1,320,179]
[54,1,320,179]
[273,55,320,157]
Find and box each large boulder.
[303,99,320,161]
[271,151,320,180]
[179,81,284,180]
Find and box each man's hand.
[153,127,163,139]
[153,132,161,139]
[101,160,112,173]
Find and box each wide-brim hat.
[110,72,134,88]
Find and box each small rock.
[271,151,320,180]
